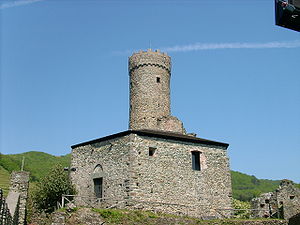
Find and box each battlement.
[132,48,168,55]
[129,49,171,74]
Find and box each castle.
[70,49,232,218]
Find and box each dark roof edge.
[71,130,229,149]
[71,130,131,149]
[135,130,229,148]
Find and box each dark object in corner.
[275,0,300,32]
[289,213,300,225]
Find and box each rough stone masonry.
[251,179,300,220]
[6,171,30,225]
[70,49,232,218]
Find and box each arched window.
[94,164,103,173]
[93,164,103,198]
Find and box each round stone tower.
[129,49,185,134]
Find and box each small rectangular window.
[192,151,201,171]
[94,178,103,198]
[156,77,160,83]
[149,147,156,156]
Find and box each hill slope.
[0,151,298,201]
[0,166,10,196]
[0,151,70,181]
[231,171,300,201]
[231,171,281,201]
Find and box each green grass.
[92,208,159,224]
[0,166,10,196]
[90,208,284,225]
[0,153,20,172]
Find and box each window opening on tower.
[149,147,156,156]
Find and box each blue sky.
[1,0,299,182]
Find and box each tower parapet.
[129,49,171,75]
[129,49,185,134]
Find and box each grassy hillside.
[0,151,70,185]
[0,166,10,196]
[231,171,281,201]
[0,151,298,202]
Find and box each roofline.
[71,130,229,149]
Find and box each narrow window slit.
[192,151,201,171]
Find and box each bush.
[232,199,251,219]
[32,164,76,213]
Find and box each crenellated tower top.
[129,49,171,75]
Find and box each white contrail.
[113,40,300,55]
[160,40,300,52]
[0,0,44,9]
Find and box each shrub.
[32,164,76,213]
[232,198,251,219]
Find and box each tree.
[32,164,76,213]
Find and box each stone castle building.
[70,49,232,218]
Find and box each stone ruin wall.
[251,192,278,218]
[70,133,232,218]
[251,180,300,220]
[276,180,300,220]
[156,116,186,134]
[6,171,30,225]
[129,50,185,134]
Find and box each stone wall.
[70,132,232,218]
[70,135,132,207]
[251,179,300,220]
[127,134,232,218]
[6,191,20,224]
[251,192,278,218]
[276,180,300,220]
[0,188,16,225]
[7,171,30,225]
[156,116,186,134]
[129,49,185,134]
